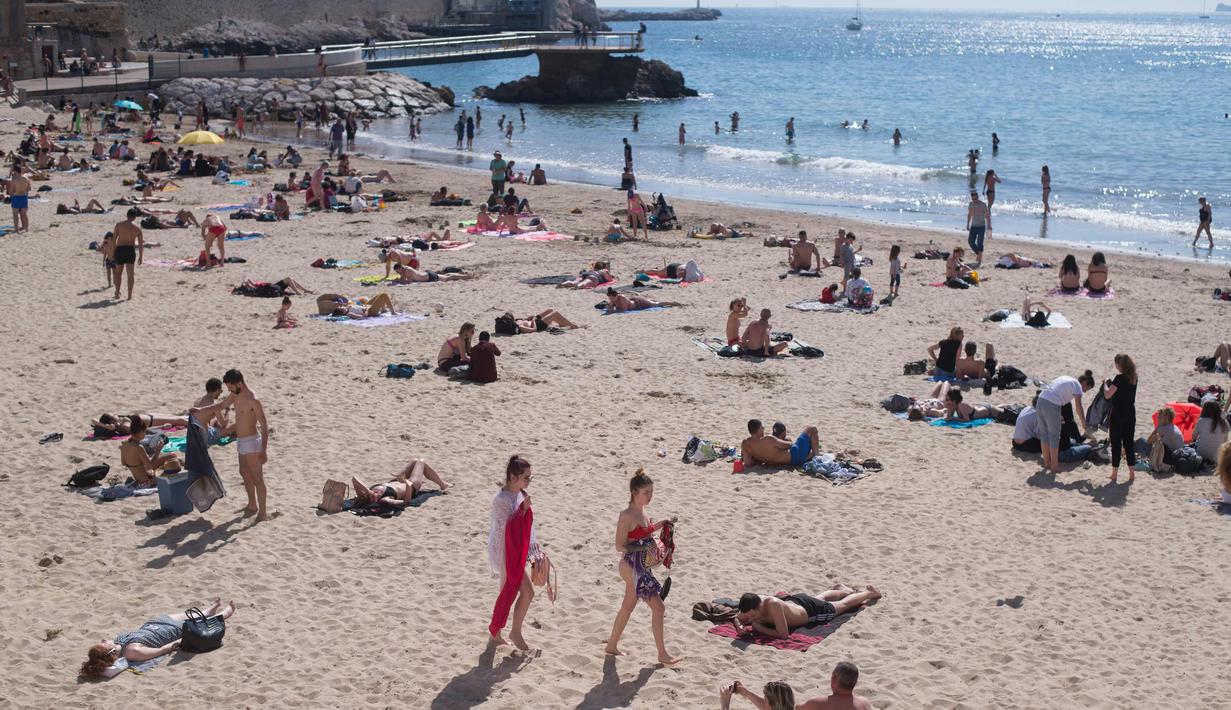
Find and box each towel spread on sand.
[225,231,264,241]
[704,604,861,651]
[693,337,824,360]
[999,312,1073,329]
[1188,498,1231,516]
[1047,287,1114,299]
[520,275,572,285]
[893,412,995,429]
[310,313,427,328]
[602,306,667,316]
[465,228,573,241]
[787,299,880,315]
[355,274,399,284]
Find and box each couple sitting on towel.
[741,419,819,468]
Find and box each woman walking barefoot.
[604,468,682,665]
[488,455,542,652]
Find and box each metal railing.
[323,31,643,64]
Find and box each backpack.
[993,365,1028,390]
[1196,356,1218,372]
[494,313,519,336]
[65,463,110,488]
[140,216,161,229]
[1172,446,1205,474]
[996,403,1025,425]
[903,360,927,376]
[380,363,416,379]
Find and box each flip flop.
[39,432,63,444]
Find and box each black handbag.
[180,607,225,653]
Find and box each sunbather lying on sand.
[940,384,1004,421]
[81,599,238,679]
[352,458,452,508]
[997,253,1049,268]
[56,198,107,214]
[112,195,172,206]
[514,309,579,333]
[360,169,396,184]
[605,288,682,313]
[741,418,819,467]
[138,208,198,229]
[559,261,613,289]
[733,585,881,639]
[92,412,188,438]
[392,264,477,284]
[1020,296,1051,328]
[329,293,396,318]
[238,277,312,296]
[707,223,747,239]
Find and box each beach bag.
[903,360,928,376]
[1085,385,1110,431]
[316,294,345,315]
[494,313,519,336]
[997,403,1025,425]
[881,394,914,413]
[1196,356,1218,372]
[381,363,416,379]
[320,480,347,513]
[1149,438,1170,473]
[994,365,1029,389]
[65,463,110,488]
[683,436,721,464]
[1172,446,1204,474]
[530,553,557,603]
[1188,384,1224,405]
[180,607,225,653]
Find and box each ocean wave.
[704,145,956,180]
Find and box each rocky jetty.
[167,16,428,55]
[159,73,453,119]
[476,57,697,103]
[599,8,722,22]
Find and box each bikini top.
[628,524,654,541]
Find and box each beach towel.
[227,179,251,187]
[787,299,880,315]
[225,231,264,241]
[520,275,573,285]
[705,604,861,651]
[143,257,199,268]
[342,490,443,517]
[930,417,994,429]
[601,306,666,316]
[999,312,1073,329]
[355,274,399,285]
[1188,498,1231,516]
[693,337,824,360]
[434,241,476,251]
[205,203,246,212]
[310,313,427,328]
[78,483,160,501]
[1047,287,1115,300]
[313,258,364,269]
[161,433,233,454]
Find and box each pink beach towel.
[706,609,860,652]
[1046,286,1115,299]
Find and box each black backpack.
[65,464,110,488]
[494,313,519,336]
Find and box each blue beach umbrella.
[114,99,143,111]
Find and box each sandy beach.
[5,104,1231,709]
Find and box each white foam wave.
[704,145,954,181]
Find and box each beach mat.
[225,231,264,241]
[893,412,995,429]
[600,306,666,316]
[1188,498,1231,516]
[693,337,823,360]
[1047,286,1114,299]
[706,610,861,651]
[520,275,572,285]
[1000,312,1073,329]
[310,313,426,328]
[787,299,879,315]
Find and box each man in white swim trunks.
[190,369,271,522]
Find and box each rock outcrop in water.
[475,57,697,104]
[598,8,722,22]
[159,73,453,119]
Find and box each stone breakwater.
[159,74,454,119]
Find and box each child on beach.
[101,232,115,288]
[275,297,297,329]
[889,244,903,298]
[727,297,749,346]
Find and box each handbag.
[530,553,558,603]
[180,607,225,653]
[320,479,347,513]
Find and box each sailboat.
[846,0,863,31]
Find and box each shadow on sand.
[429,640,534,710]
[138,514,247,569]
[574,654,659,710]
[1026,470,1132,508]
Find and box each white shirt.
[488,489,539,576]
[1040,376,1083,406]
[845,277,871,301]
[1013,406,1040,442]
[1191,418,1229,462]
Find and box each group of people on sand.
[727,298,792,357]
[1057,252,1111,293]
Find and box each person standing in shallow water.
[1041,165,1051,214]
[678,123,686,145]
[785,117,795,142]
[1194,197,1213,248]
[632,113,639,132]
[892,128,902,146]
[992,132,1000,154]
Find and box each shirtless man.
[721,662,873,710]
[733,585,881,640]
[945,247,974,289]
[352,458,451,508]
[379,247,419,278]
[726,297,749,346]
[111,208,144,300]
[740,308,790,357]
[955,342,995,380]
[789,231,828,272]
[8,165,31,233]
[605,288,682,313]
[193,377,234,444]
[190,369,271,522]
[392,263,476,284]
[741,418,819,468]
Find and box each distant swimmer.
[1041,165,1051,214]
[861,119,869,130]
[694,35,702,41]
[992,132,1000,154]
[1195,196,1213,248]
[785,117,795,142]
[841,120,851,129]
[714,121,720,135]
[678,122,686,145]
[623,137,633,168]
[632,113,639,132]
[967,149,979,175]
[519,107,526,126]
[892,128,902,147]
[730,111,740,132]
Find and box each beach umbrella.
[114,99,143,110]
[177,130,225,146]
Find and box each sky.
[597,2,1202,10]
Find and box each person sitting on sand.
[1191,400,1229,464]
[1216,441,1231,505]
[352,458,452,509]
[1196,343,1231,373]
[1021,295,1052,327]
[559,261,613,289]
[91,412,188,439]
[707,223,746,239]
[1085,251,1110,293]
[945,247,976,288]
[438,322,475,371]
[80,599,238,680]
[720,662,874,710]
[606,218,632,242]
[514,309,580,333]
[430,186,450,204]
[844,267,874,307]
[727,297,750,346]
[1148,406,1187,466]
[119,415,183,486]
[474,204,498,231]
[741,418,819,468]
[530,164,547,185]
[605,288,682,313]
[955,341,996,381]
[469,331,501,383]
[733,586,881,639]
[273,194,290,221]
[56,148,73,171]
[275,296,298,330]
[741,308,791,357]
[927,326,964,379]
[788,230,829,272]
[1058,254,1082,293]
[496,205,522,234]
[329,293,396,319]
[56,198,107,214]
[392,263,476,284]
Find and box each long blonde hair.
[763,681,796,710]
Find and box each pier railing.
[323,31,643,65]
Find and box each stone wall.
[26,2,129,56]
[124,0,447,42]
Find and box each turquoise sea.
[354,10,1230,260]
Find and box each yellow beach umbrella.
[176,130,225,145]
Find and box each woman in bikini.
[488,455,544,652]
[604,469,682,665]
[514,310,579,333]
[496,205,521,234]
[1058,254,1081,292]
[983,169,1002,209]
[628,189,649,239]
[92,412,187,438]
[1085,252,1110,293]
[1041,165,1051,213]
[943,389,1003,422]
[119,416,182,486]
[558,261,613,289]
[437,323,475,371]
[352,458,452,508]
[200,212,228,264]
[605,288,683,313]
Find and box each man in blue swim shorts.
[740,419,820,468]
[8,166,31,233]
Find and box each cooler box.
[156,471,195,515]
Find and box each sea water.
[345,10,1231,260]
